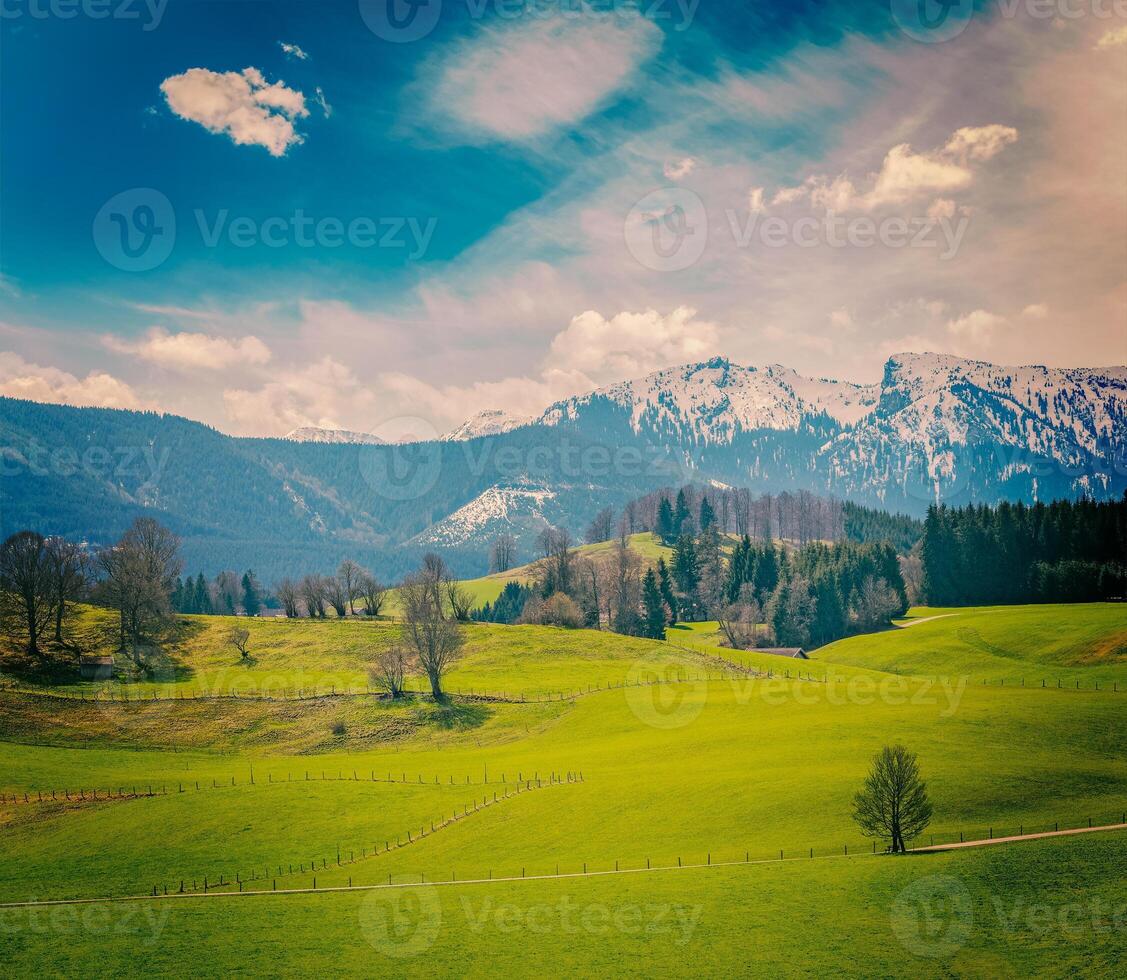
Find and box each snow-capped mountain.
[407,483,558,547]
[537,353,1126,507]
[284,426,384,445]
[441,409,532,441]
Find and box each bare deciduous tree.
[717,593,762,650]
[399,566,463,699]
[359,574,388,617]
[298,574,328,619]
[324,575,349,618]
[46,537,88,645]
[852,744,933,853]
[99,518,182,664]
[369,644,410,698]
[228,627,250,659]
[489,534,517,574]
[445,580,473,622]
[0,531,57,658]
[275,578,300,618]
[337,560,364,615]
[585,507,615,544]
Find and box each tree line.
[474,494,909,649]
[921,496,1127,605]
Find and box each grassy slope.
[2,602,1125,975]
[3,833,1124,978]
[818,603,1127,686]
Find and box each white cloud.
[104,328,272,371]
[314,86,332,119]
[946,309,1007,346]
[224,356,371,435]
[773,124,1019,213]
[747,186,766,212]
[663,157,696,180]
[0,352,149,410]
[420,13,661,143]
[1022,303,1049,318]
[1095,26,1127,49]
[160,67,308,156]
[279,41,309,60]
[547,307,719,385]
[829,309,855,331]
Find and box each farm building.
[79,655,115,680]
[758,647,808,660]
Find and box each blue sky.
[1,1,1124,436]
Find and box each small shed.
[79,655,115,680]
[759,647,808,660]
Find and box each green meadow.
[1,602,1125,975]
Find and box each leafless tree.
[324,575,349,618]
[98,518,182,663]
[337,560,364,615]
[585,507,615,544]
[899,552,924,607]
[228,626,250,659]
[275,578,300,618]
[0,531,58,658]
[489,534,517,574]
[445,580,473,622]
[45,537,88,645]
[299,574,328,619]
[213,570,241,615]
[359,574,388,617]
[717,592,762,650]
[850,576,901,633]
[369,644,411,698]
[399,567,463,698]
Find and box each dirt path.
[895,613,959,629]
[910,822,1125,852]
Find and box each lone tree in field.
[399,562,463,699]
[228,627,251,660]
[852,744,933,853]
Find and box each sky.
[0,0,1124,439]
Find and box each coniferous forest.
[921,496,1127,606]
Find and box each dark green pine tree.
[657,557,678,625]
[642,568,667,640]
[171,577,185,613]
[699,497,716,532]
[194,573,213,615]
[673,489,691,538]
[242,571,261,617]
[672,533,701,619]
[656,497,675,545]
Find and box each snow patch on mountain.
[442,410,532,441]
[408,483,557,547]
[284,426,384,445]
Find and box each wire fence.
[0,766,584,807]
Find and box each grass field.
[2,602,1125,975]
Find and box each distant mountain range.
[2,353,1123,578]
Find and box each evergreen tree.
[699,497,716,532]
[656,497,675,545]
[673,489,691,538]
[642,568,666,640]
[671,534,701,619]
[193,573,212,615]
[657,557,678,625]
[241,571,262,617]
